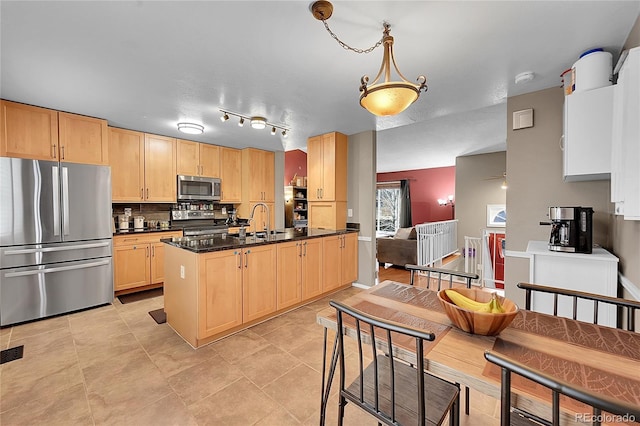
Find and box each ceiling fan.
[484,172,508,189]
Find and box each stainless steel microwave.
[177,175,221,201]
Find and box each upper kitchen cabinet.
[176,139,220,178]
[307,132,347,201]
[563,85,614,181]
[308,132,348,229]
[1,101,58,160]
[219,146,242,203]
[238,148,274,224]
[144,134,177,202]
[611,47,640,219]
[58,112,108,165]
[241,148,275,202]
[109,128,176,202]
[0,101,108,165]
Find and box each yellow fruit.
[445,290,492,312]
[490,294,506,313]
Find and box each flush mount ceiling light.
[250,116,266,129]
[515,71,535,84]
[311,0,427,116]
[219,110,291,137]
[177,122,204,135]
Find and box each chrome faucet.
[248,202,271,239]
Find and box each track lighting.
[177,122,204,135]
[219,109,291,137]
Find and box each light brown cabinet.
[242,244,277,322]
[308,132,348,229]
[113,231,182,292]
[238,148,275,224]
[322,233,358,292]
[220,146,242,203]
[176,139,220,178]
[58,112,108,165]
[277,238,324,310]
[197,249,244,339]
[242,148,275,202]
[109,128,176,202]
[1,100,108,165]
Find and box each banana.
[445,289,506,314]
[444,289,492,312]
[489,294,506,313]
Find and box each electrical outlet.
[348,208,353,217]
[180,265,185,279]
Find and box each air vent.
[1,345,24,364]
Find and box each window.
[376,181,401,235]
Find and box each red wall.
[377,166,456,225]
[284,149,307,185]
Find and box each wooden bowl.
[437,288,519,336]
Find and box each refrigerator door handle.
[4,259,111,278]
[62,166,70,236]
[52,166,61,236]
[3,241,111,255]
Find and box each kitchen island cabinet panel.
[198,250,243,339]
[242,244,277,322]
[277,241,303,310]
[302,238,324,300]
[322,233,358,292]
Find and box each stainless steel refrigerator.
[0,157,113,326]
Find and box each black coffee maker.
[541,207,593,254]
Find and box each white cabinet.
[563,85,614,181]
[611,47,640,219]
[526,241,619,327]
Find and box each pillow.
[394,227,416,240]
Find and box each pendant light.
[311,1,427,116]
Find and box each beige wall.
[455,152,506,249]
[347,131,377,287]
[504,87,612,306]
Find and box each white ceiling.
[1,1,638,172]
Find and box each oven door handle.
[4,259,111,278]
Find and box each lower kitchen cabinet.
[276,238,323,310]
[198,249,243,339]
[164,232,357,348]
[243,244,277,322]
[322,233,358,292]
[113,231,181,292]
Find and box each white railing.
[464,236,483,286]
[416,220,458,267]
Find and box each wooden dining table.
[317,280,640,425]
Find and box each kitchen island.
[163,228,358,348]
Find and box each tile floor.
[0,285,499,425]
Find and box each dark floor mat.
[148,308,166,324]
[118,288,163,304]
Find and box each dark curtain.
[399,179,412,228]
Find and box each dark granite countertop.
[113,227,182,236]
[162,228,359,253]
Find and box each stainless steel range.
[170,210,229,236]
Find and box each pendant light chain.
[320,19,384,54]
